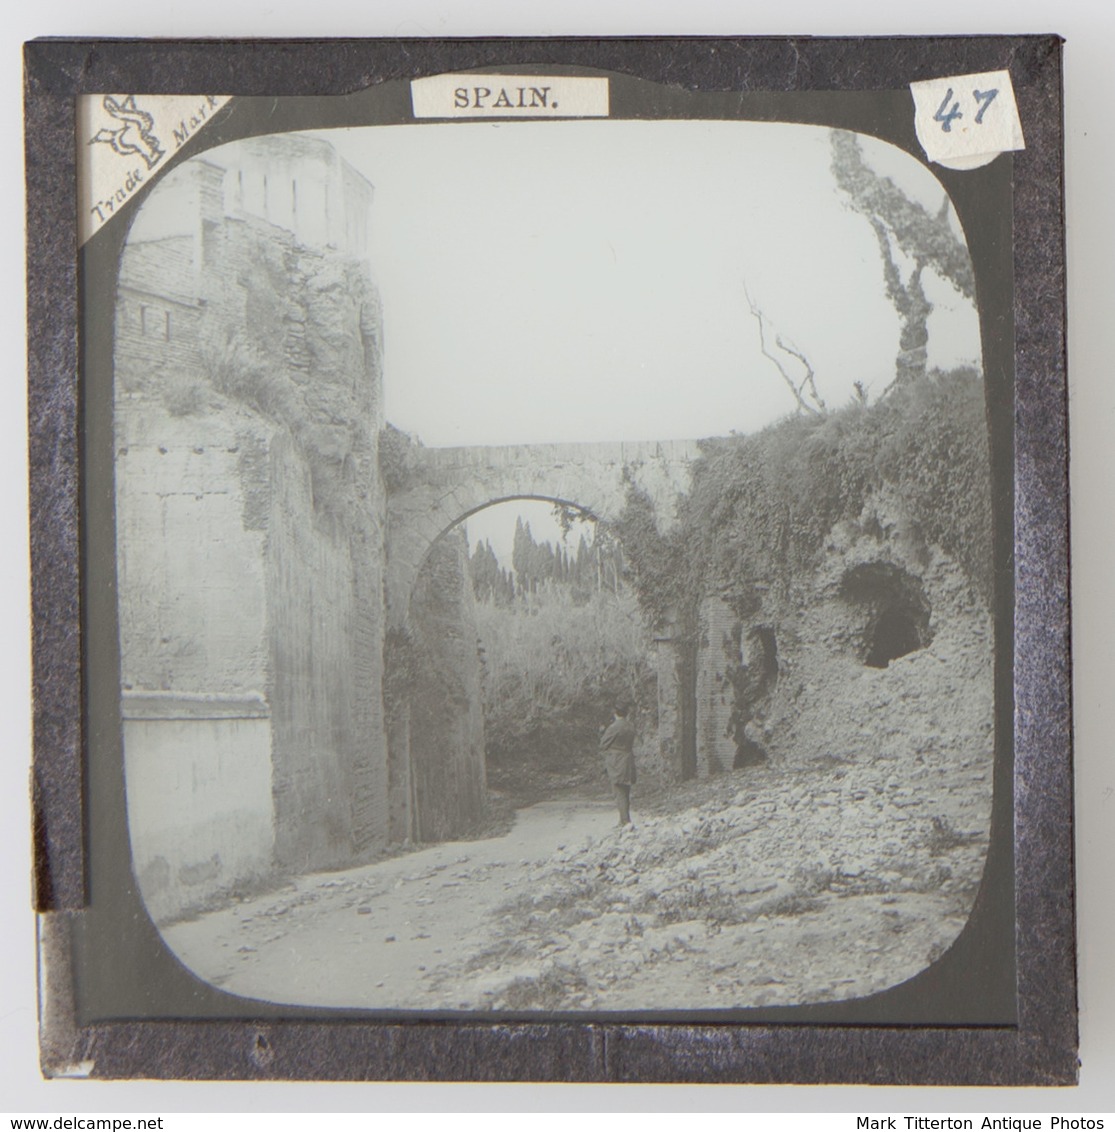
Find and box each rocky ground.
[161,733,992,1013]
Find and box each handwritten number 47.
[933,87,998,132]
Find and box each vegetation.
[477,586,653,767]
[606,137,991,643]
[617,367,993,631]
[469,517,626,605]
[377,424,421,492]
[468,518,654,799]
[187,233,379,524]
[831,129,975,388]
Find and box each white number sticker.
[910,70,1025,170]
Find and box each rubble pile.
[437,739,992,1011]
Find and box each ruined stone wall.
[689,488,993,812]
[404,529,487,842]
[115,138,388,921]
[652,635,698,782]
[115,409,272,695]
[117,408,277,925]
[761,488,992,774]
[265,431,388,871]
[197,201,389,871]
[696,597,741,776]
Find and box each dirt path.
[162,798,620,1009]
[161,747,991,1013]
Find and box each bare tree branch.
[743,283,824,416]
[774,331,827,414]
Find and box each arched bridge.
[386,438,702,622]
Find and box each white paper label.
[910,70,1025,171]
[411,74,609,119]
[78,93,231,245]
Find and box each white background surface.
[3,0,1111,1114]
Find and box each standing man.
[599,702,637,827]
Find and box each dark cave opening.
[748,625,779,694]
[840,560,932,669]
[864,606,923,668]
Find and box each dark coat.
[599,716,636,786]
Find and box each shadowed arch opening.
[387,496,660,844]
[423,495,603,578]
[382,437,702,636]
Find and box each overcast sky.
[312,119,981,449]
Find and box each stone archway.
[383,445,700,841]
[384,439,700,627]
